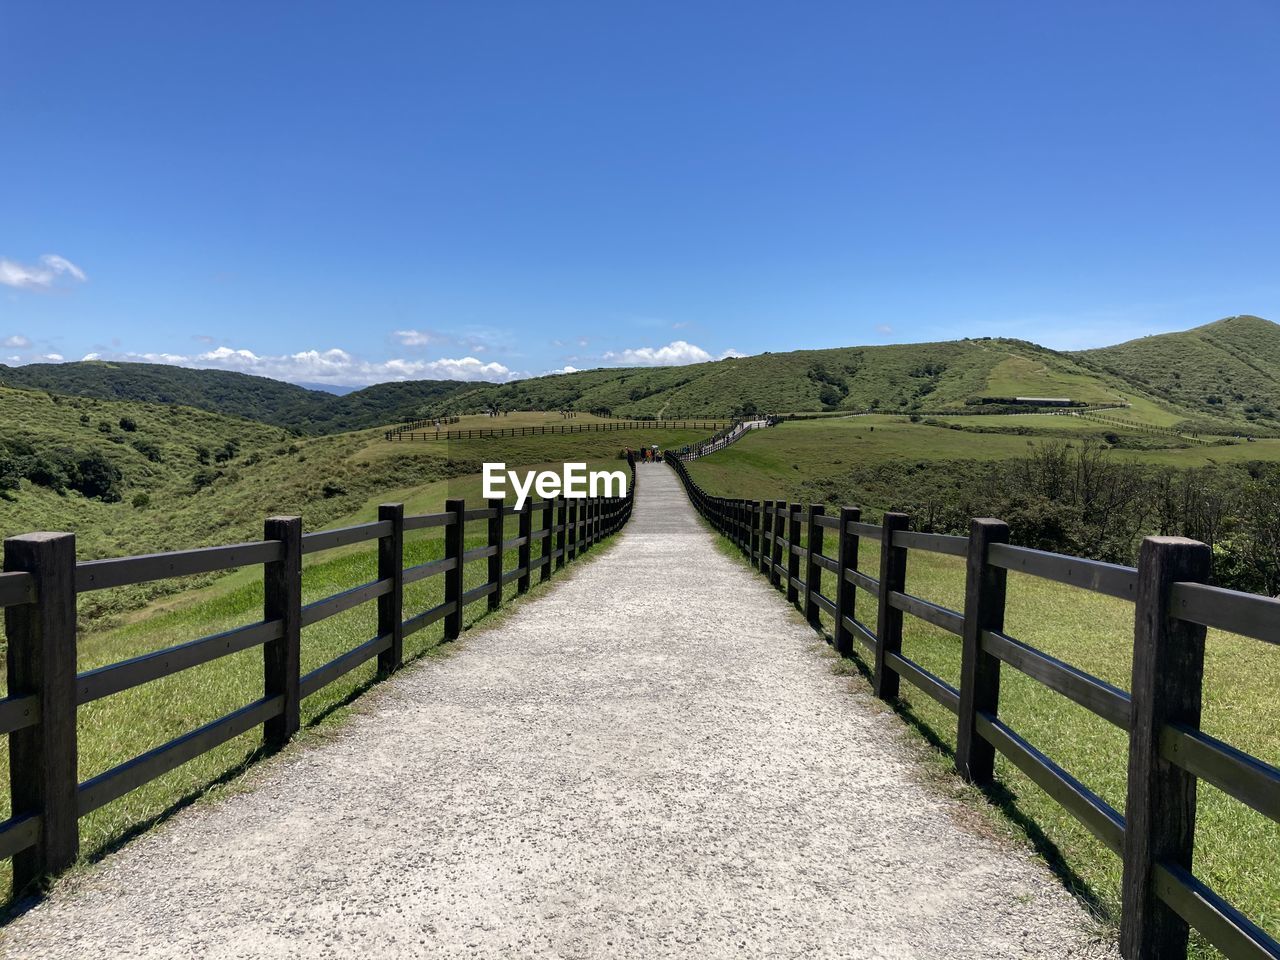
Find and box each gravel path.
[2,465,1114,959]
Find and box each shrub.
[131,438,163,462]
[131,492,151,509]
[72,450,124,502]
[118,417,138,432]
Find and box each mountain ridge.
[4,315,1276,431]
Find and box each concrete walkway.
[2,465,1113,959]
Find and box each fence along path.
[1,465,1110,958]
[0,473,634,900]
[667,455,1280,960]
[384,417,731,442]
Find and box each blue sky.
[3,1,1278,387]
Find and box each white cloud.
[393,329,434,347]
[81,352,101,361]
[3,335,31,348]
[62,344,521,387]
[602,340,743,367]
[875,324,893,335]
[0,254,87,290]
[41,353,64,361]
[546,365,580,375]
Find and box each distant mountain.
[0,361,478,434]
[6,316,1275,433]
[294,381,357,396]
[1073,315,1280,429]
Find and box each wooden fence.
[667,454,1279,960]
[681,418,772,460]
[391,414,461,434]
[0,471,635,898]
[384,419,731,442]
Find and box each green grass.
[697,492,1279,957]
[684,416,1280,506]
[982,353,1126,405]
[1076,315,1280,431]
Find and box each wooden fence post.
[759,501,772,574]
[771,501,786,588]
[556,499,567,570]
[376,503,405,674]
[540,499,555,583]
[567,500,578,562]
[1121,536,1211,960]
[956,518,1008,784]
[787,505,802,606]
[488,498,504,612]
[873,512,909,702]
[834,507,860,658]
[805,504,824,629]
[517,501,532,594]
[263,516,302,749]
[4,532,78,891]
[444,499,465,640]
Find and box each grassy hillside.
[0,360,478,435]
[437,337,1141,419]
[1074,315,1280,430]
[0,384,702,626]
[7,315,1278,435]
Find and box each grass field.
[686,416,1280,506]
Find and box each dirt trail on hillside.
[2,465,1114,959]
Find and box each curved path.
[3,466,1113,959]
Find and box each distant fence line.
[1071,410,1210,442]
[392,415,460,434]
[0,466,636,899]
[666,453,1279,960]
[383,419,732,442]
[681,418,775,460]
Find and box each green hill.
[7,316,1278,434]
[0,360,478,434]
[436,337,1134,419]
[1073,315,1280,431]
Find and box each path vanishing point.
[2,466,1114,959]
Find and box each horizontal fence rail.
[0,463,637,899]
[383,418,732,442]
[665,453,1280,960]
